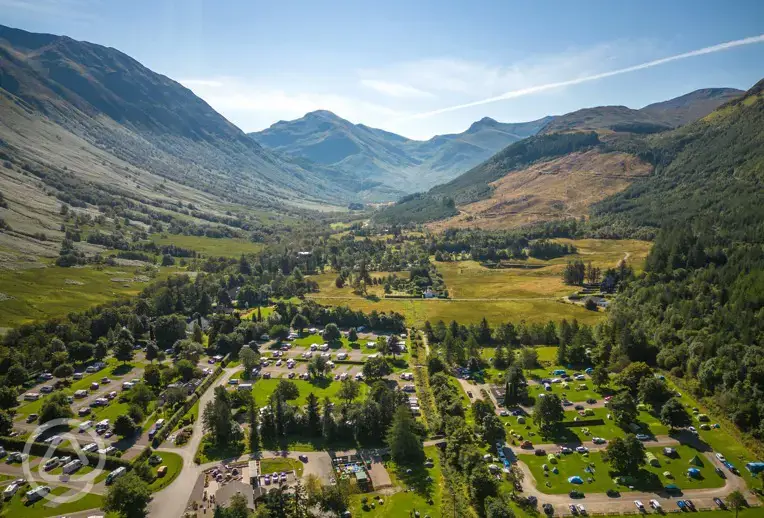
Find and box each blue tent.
[746,462,764,475]
[568,476,583,484]
[687,468,701,478]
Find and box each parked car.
[635,434,650,441]
[715,467,726,478]
[569,490,584,499]
[649,499,661,510]
[542,503,553,516]
[574,404,584,410]
[568,504,578,515]
[713,497,725,509]
[592,437,606,444]
[576,504,586,515]
[534,449,546,456]
[586,398,597,404]
[677,500,686,511]
[26,414,38,423]
[521,441,533,449]
[684,500,695,511]
[575,446,589,453]
[634,500,645,511]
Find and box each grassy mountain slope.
[251,110,553,197]
[541,88,741,135]
[429,149,652,231]
[591,80,764,240]
[374,86,744,228]
[0,24,354,209]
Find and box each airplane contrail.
[403,34,764,120]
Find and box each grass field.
[260,457,304,477]
[309,272,400,298]
[150,234,264,258]
[0,263,177,330]
[525,443,724,495]
[304,239,650,327]
[292,333,358,351]
[308,296,603,327]
[250,378,369,406]
[350,446,443,518]
[147,451,183,492]
[0,486,103,518]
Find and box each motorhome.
[23,393,40,401]
[62,459,83,474]
[3,483,19,500]
[25,486,51,502]
[106,466,126,485]
[79,421,93,432]
[337,352,348,360]
[74,389,88,398]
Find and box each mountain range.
[0,23,753,264]
[375,86,748,229]
[250,112,553,199]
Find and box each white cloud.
[402,34,764,120]
[359,79,434,98]
[180,77,404,132]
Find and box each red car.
[604,396,613,402]
[521,440,533,449]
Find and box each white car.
[634,500,644,511]
[715,452,726,462]
[275,359,283,366]
[592,437,606,444]
[575,446,589,453]
[649,499,661,509]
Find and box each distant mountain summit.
[250,112,553,198]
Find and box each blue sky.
[2,0,763,139]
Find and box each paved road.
[147,365,242,518]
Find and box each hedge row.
[151,354,229,448]
[0,436,130,471]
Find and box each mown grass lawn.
[250,378,369,407]
[0,486,103,518]
[350,446,443,518]
[0,262,177,329]
[292,333,359,352]
[524,443,724,495]
[147,451,183,492]
[260,457,304,477]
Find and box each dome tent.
[568,476,583,484]
[688,455,704,467]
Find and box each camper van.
[23,393,40,401]
[238,383,253,391]
[337,352,348,360]
[62,459,83,474]
[122,381,135,390]
[3,483,19,500]
[106,467,126,485]
[74,389,88,398]
[79,420,93,432]
[25,486,51,502]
